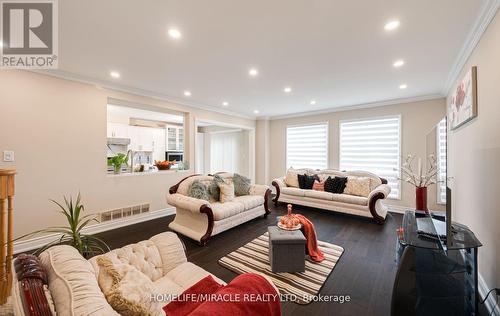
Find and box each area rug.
[218,232,344,304]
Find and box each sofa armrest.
[272,177,286,188]
[167,193,210,213]
[369,184,391,200]
[249,184,270,196]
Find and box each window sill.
[106,169,191,178]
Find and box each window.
[437,118,447,204]
[339,116,401,199]
[286,123,328,170]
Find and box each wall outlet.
[3,151,14,162]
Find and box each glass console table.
[392,210,482,316]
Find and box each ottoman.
[268,226,306,273]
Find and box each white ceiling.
[55,0,487,118]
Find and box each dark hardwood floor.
[97,199,403,316]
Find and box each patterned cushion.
[96,257,163,315]
[312,180,325,191]
[233,173,251,196]
[208,175,224,201]
[218,180,235,203]
[187,180,210,201]
[345,177,371,197]
[285,168,300,187]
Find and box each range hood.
[107,137,130,145]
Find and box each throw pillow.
[187,180,210,201]
[218,180,235,203]
[312,180,325,191]
[324,176,348,193]
[345,176,371,197]
[297,174,307,189]
[96,257,162,316]
[208,175,224,201]
[304,174,319,189]
[285,168,301,188]
[233,173,251,196]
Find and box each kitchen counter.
[106,169,191,177]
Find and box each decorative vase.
[415,186,428,212]
[113,164,122,174]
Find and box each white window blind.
[286,123,328,170]
[339,116,401,199]
[437,118,447,204]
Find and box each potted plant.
[397,154,444,212]
[108,153,128,174]
[15,193,110,258]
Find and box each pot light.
[249,68,258,77]
[384,20,400,31]
[393,59,405,68]
[399,84,408,89]
[168,28,182,39]
[222,101,229,106]
[310,100,316,105]
[184,90,192,96]
[110,71,120,78]
[253,110,260,114]
[284,87,292,93]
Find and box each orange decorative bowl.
[155,160,176,170]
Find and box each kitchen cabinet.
[107,123,129,138]
[166,125,183,151]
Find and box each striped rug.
[218,232,344,304]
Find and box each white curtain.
[210,132,240,174]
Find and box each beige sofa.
[167,174,271,246]
[272,169,391,224]
[12,232,226,315]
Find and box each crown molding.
[268,94,444,120]
[442,0,500,95]
[29,69,256,120]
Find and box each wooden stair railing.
[0,169,15,304]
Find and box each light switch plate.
[3,151,14,162]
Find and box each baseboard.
[479,273,500,316]
[14,207,176,254]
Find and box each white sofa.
[12,232,227,315]
[272,169,391,224]
[13,231,279,315]
[167,174,271,246]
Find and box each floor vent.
[99,203,150,222]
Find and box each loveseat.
[272,169,391,224]
[167,173,271,246]
[12,232,279,315]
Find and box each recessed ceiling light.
[222,101,229,106]
[249,68,258,77]
[384,20,400,31]
[168,28,182,39]
[284,87,292,93]
[310,100,316,105]
[184,90,192,96]
[110,71,120,78]
[253,110,260,114]
[399,84,408,89]
[393,59,405,68]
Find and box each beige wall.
[267,99,446,210]
[447,10,500,297]
[0,70,255,237]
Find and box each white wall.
[0,70,255,237]
[264,98,447,210]
[447,9,500,305]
